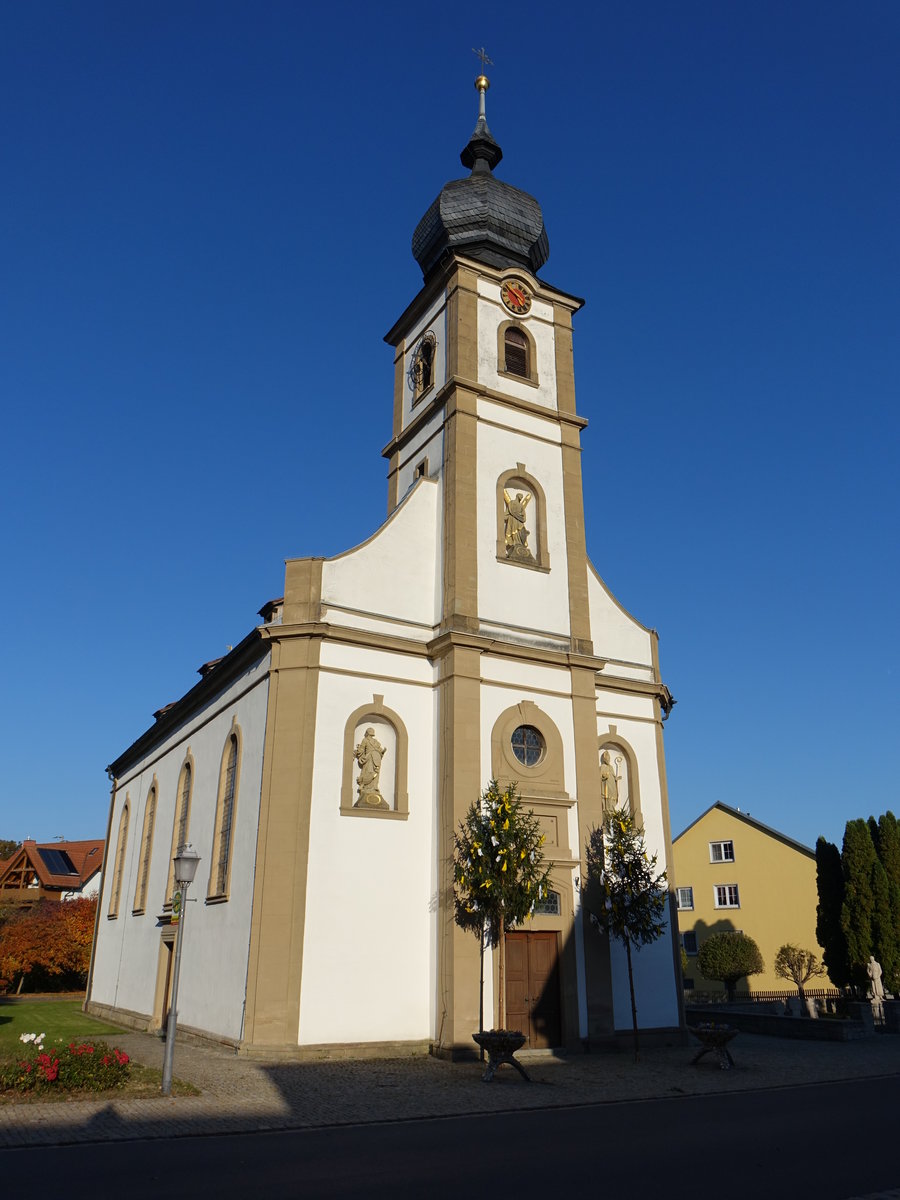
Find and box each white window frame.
[709,840,735,864]
[714,883,740,909]
[676,886,694,911]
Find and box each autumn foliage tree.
[0,898,97,993]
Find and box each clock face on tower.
[500,279,532,315]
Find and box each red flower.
[114,1049,129,1065]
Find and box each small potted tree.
[453,779,552,1081]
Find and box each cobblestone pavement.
[3,1027,900,1149]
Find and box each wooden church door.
[505,931,561,1048]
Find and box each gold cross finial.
[472,46,493,72]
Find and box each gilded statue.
[600,749,622,809]
[354,727,388,809]
[503,488,533,561]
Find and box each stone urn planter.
[472,1030,531,1083]
[689,1022,739,1070]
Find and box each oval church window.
[511,724,544,767]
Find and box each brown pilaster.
[435,643,483,1057]
[242,632,321,1049]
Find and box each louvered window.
[504,327,529,377]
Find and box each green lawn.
[0,999,200,1099]
[0,999,127,1053]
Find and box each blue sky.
[1,1,897,853]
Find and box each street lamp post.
[161,843,200,1097]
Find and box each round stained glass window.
[511,725,544,767]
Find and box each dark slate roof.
[412,115,549,280]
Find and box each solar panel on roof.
[37,848,78,875]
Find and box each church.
[86,72,682,1057]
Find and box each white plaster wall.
[595,691,657,721]
[402,295,448,427]
[609,936,680,1031]
[396,427,444,505]
[477,420,571,639]
[322,477,440,628]
[476,282,557,410]
[587,561,653,665]
[90,654,270,1042]
[298,660,438,1045]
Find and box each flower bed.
[1,1031,131,1095]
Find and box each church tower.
[89,73,681,1059]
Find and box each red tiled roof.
[0,839,104,892]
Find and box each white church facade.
[87,75,682,1058]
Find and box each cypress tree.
[872,812,900,992]
[840,819,880,988]
[815,836,850,988]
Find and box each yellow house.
[672,802,828,993]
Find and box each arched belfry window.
[497,320,538,386]
[410,331,436,403]
[496,464,550,571]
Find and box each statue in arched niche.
[354,727,387,808]
[503,488,534,561]
[600,749,623,809]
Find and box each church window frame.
[597,728,642,827]
[510,725,544,767]
[165,752,194,907]
[108,797,129,919]
[496,464,550,572]
[340,694,409,820]
[497,319,538,387]
[132,781,157,915]
[207,724,242,902]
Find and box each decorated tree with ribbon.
[584,806,668,1059]
[453,780,553,1031]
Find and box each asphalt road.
[2,1075,898,1199]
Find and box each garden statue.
[867,955,885,1001]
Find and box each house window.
[209,731,240,900]
[709,840,735,863]
[714,884,740,909]
[511,725,544,767]
[133,786,157,913]
[676,886,694,911]
[682,931,698,955]
[167,759,193,905]
[504,326,529,377]
[108,801,129,918]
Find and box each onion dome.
[412,74,550,280]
